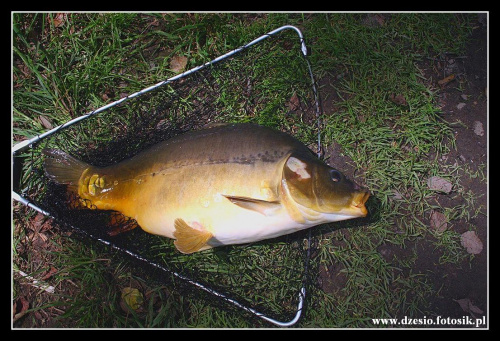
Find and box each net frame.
[12,25,322,327]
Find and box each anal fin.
[173,219,213,254]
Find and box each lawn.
[12,13,487,328]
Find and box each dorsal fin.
[201,122,231,129]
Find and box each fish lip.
[357,191,370,205]
[350,191,370,217]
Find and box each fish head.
[283,153,370,220]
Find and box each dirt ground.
[425,21,488,320]
[318,17,487,325]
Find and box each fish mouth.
[350,191,370,217]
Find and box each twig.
[16,270,55,294]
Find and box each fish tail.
[42,149,90,192]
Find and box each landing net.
[12,26,322,327]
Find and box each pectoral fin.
[224,195,281,216]
[173,219,213,254]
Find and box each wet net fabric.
[14,29,320,325]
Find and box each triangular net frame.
[13,26,322,327]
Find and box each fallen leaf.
[454,298,483,316]
[149,18,160,27]
[288,93,300,111]
[438,74,455,87]
[461,231,483,254]
[469,303,484,315]
[15,59,30,78]
[40,217,54,233]
[392,190,403,200]
[429,210,447,233]
[31,213,46,231]
[374,14,385,26]
[170,55,188,74]
[39,116,53,130]
[389,93,407,106]
[13,297,29,322]
[362,14,386,27]
[427,176,452,193]
[454,298,469,312]
[52,13,67,28]
[41,266,58,281]
[120,287,144,312]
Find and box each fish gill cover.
[14,28,324,326]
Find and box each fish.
[43,123,369,254]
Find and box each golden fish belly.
[141,194,304,247]
[128,159,292,244]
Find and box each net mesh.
[14,29,321,326]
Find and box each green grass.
[13,13,482,328]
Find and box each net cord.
[12,25,321,327]
[12,25,307,155]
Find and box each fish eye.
[329,169,342,182]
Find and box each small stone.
[377,244,395,261]
[362,14,385,28]
[460,231,483,254]
[427,176,453,193]
[473,121,484,136]
[460,94,468,101]
[429,210,448,233]
[392,190,403,200]
[457,102,466,110]
[170,55,188,73]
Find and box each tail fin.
[42,149,90,191]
